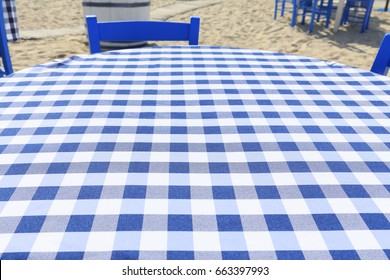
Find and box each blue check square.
[232,111,249,118]
[169,162,190,173]
[206,143,225,152]
[325,112,342,119]
[314,142,335,151]
[303,126,322,134]
[326,161,351,172]
[34,127,53,135]
[59,143,79,152]
[293,112,311,118]
[47,163,71,174]
[168,215,193,231]
[313,214,343,231]
[169,186,191,199]
[263,112,280,118]
[13,114,31,120]
[213,186,235,199]
[336,126,356,134]
[117,215,144,231]
[76,112,93,119]
[136,126,154,134]
[298,185,325,198]
[204,126,221,134]
[330,250,360,260]
[128,162,149,173]
[6,164,30,175]
[360,214,390,230]
[278,142,299,151]
[123,185,147,198]
[222,251,250,260]
[264,215,294,231]
[270,126,289,133]
[256,186,280,199]
[288,161,311,172]
[368,126,389,134]
[237,126,255,133]
[1,253,29,260]
[87,162,110,173]
[242,142,262,151]
[167,251,194,260]
[209,162,230,173]
[66,215,94,232]
[171,112,186,119]
[96,142,116,151]
[366,162,390,173]
[111,251,139,260]
[170,143,189,152]
[68,126,87,134]
[16,216,46,233]
[0,188,15,201]
[248,162,270,173]
[276,251,305,260]
[171,126,187,134]
[138,112,155,119]
[102,126,120,134]
[341,185,369,198]
[202,112,217,119]
[33,187,59,200]
[78,186,102,199]
[21,144,43,153]
[56,252,84,260]
[216,215,243,231]
[350,142,372,151]
[132,142,152,152]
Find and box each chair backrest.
[0,2,13,76]
[348,0,371,8]
[371,33,390,76]
[343,0,374,32]
[86,15,200,54]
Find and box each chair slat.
[86,15,200,54]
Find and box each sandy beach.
[7,0,390,72]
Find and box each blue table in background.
[0,46,389,260]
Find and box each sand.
[7,0,390,72]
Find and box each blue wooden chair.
[0,2,13,76]
[342,0,374,33]
[370,33,390,76]
[274,0,333,32]
[274,0,299,27]
[86,15,200,54]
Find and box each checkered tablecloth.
[0,46,389,260]
[2,0,18,41]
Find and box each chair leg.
[291,0,297,27]
[301,0,307,25]
[309,0,319,33]
[281,0,286,17]
[317,0,324,21]
[325,0,333,28]
[274,0,279,20]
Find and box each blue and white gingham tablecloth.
[0,46,389,260]
[2,0,18,41]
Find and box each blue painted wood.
[86,16,101,54]
[0,2,13,76]
[342,0,374,33]
[371,33,390,75]
[274,0,333,32]
[86,15,200,54]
